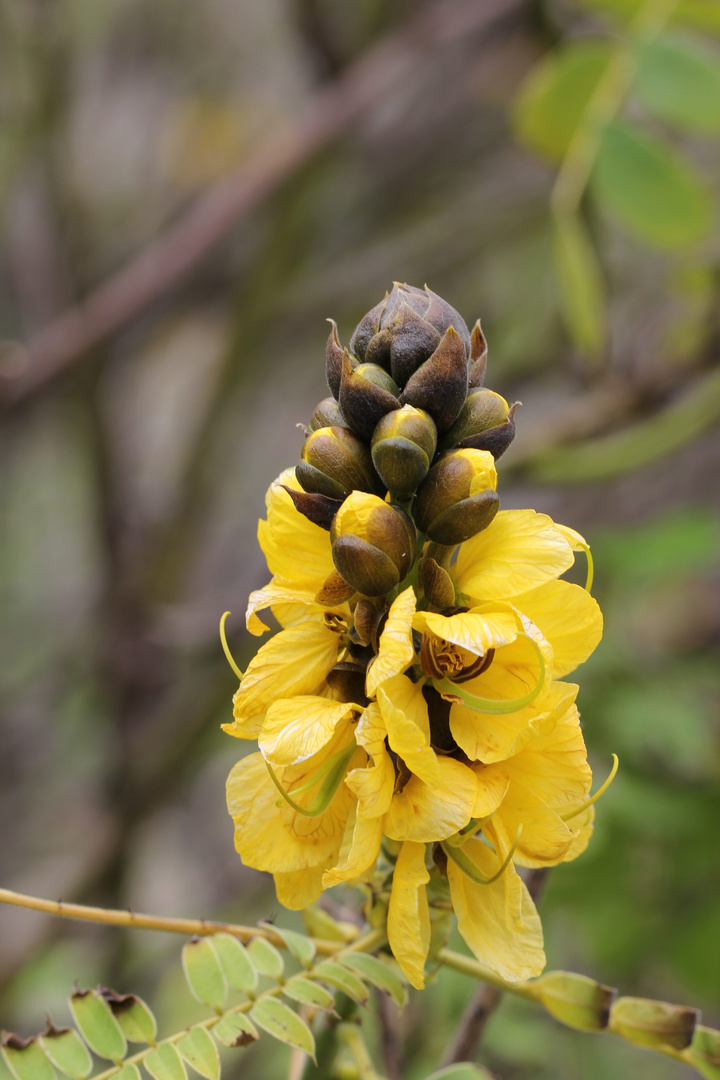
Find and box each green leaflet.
[551,212,605,353]
[182,940,228,1010]
[514,40,613,161]
[68,990,126,1062]
[282,976,335,1011]
[636,33,720,132]
[260,923,316,968]
[2,1039,56,1080]
[422,1066,495,1080]
[102,991,157,1045]
[592,121,712,248]
[246,937,284,979]
[145,1044,187,1080]
[311,962,369,1005]
[38,1027,92,1079]
[177,1027,220,1080]
[249,999,315,1060]
[338,953,407,1009]
[209,934,258,994]
[211,1014,258,1049]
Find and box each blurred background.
[1,0,719,1076]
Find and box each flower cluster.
[224,284,603,988]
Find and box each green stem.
[337,1023,388,1080]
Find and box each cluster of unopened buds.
[223,284,612,989]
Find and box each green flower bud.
[330,491,416,596]
[338,352,400,441]
[349,283,471,389]
[399,325,468,431]
[610,997,699,1051]
[309,396,346,431]
[439,389,517,459]
[535,972,616,1032]
[414,448,499,545]
[418,556,456,610]
[296,426,383,501]
[371,405,437,496]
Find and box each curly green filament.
[560,753,619,822]
[444,813,496,849]
[442,825,523,886]
[265,743,356,818]
[435,633,546,714]
[579,542,594,593]
[219,611,244,681]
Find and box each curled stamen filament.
[443,813,495,849]
[435,633,546,715]
[442,825,523,886]
[560,753,619,822]
[219,611,244,681]
[579,542,594,593]
[265,742,356,818]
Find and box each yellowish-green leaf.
[301,906,357,943]
[570,0,720,33]
[610,996,699,1050]
[535,972,616,1031]
[592,121,712,248]
[689,1025,720,1080]
[38,1027,92,1079]
[177,1028,219,1080]
[260,923,316,968]
[338,954,407,1009]
[514,40,613,161]
[636,33,720,132]
[68,990,126,1062]
[116,1066,141,1080]
[210,934,258,994]
[101,991,157,1044]
[246,937,284,980]
[182,939,228,1010]
[423,1066,495,1080]
[2,1038,56,1080]
[282,976,335,1011]
[250,999,315,1060]
[145,1043,187,1080]
[311,962,369,1005]
[552,213,605,352]
[212,1014,258,1048]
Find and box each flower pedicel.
[223,284,612,989]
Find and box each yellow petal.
[377,675,440,786]
[384,758,477,842]
[562,806,595,861]
[512,580,602,678]
[503,696,591,812]
[387,841,431,990]
[414,607,518,657]
[473,767,511,818]
[258,470,335,589]
[224,617,341,739]
[260,696,359,765]
[226,753,346,874]
[274,866,325,910]
[246,579,325,636]
[366,587,417,698]
[322,805,383,887]
[489,780,574,867]
[454,510,574,602]
[346,703,395,819]
[447,838,545,982]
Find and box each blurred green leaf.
[690,1026,720,1079]
[2,1039,56,1080]
[514,40,613,161]
[177,1027,220,1080]
[423,1066,495,1080]
[311,962,369,1004]
[102,992,157,1045]
[38,1028,92,1079]
[182,940,228,1010]
[572,0,720,33]
[211,1014,258,1048]
[636,33,720,132]
[69,990,126,1062]
[259,924,316,968]
[145,1043,187,1080]
[551,212,605,352]
[282,976,335,1011]
[209,934,258,994]
[116,1067,141,1080]
[246,937,284,980]
[592,121,712,247]
[249,999,315,1059]
[338,953,408,1008]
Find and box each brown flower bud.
[309,396,346,431]
[296,426,383,501]
[330,491,416,596]
[399,326,468,431]
[339,352,400,441]
[443,394,518,461]
[281,485,342,530]
[414,448,499,545]
[418,556,456,610]
[468,320,488,388]
[371,405,437,496]
[326,320,347,399]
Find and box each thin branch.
[375,989,404,1080]
[337,1023,387,1080]
[0,0,524,405]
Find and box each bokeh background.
[1,0,719,1077]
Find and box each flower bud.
[414,448,499,545]
[468,319,487,388]
[418,556,456,610]
[339,352,400,441]
[536,972,616,1032]
[309,396,346,431]
[439,390,517,460]
[371,405,437,496]
[349,283,471,389]
[399,326,468,431]
[330,491,416,596]
[326,320,346,399]
[296,426,383,501]
[610,997,699,1051]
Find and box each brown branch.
[375,989,404,1080]
[0,0,524,405]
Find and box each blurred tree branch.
[0,0,524,406]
